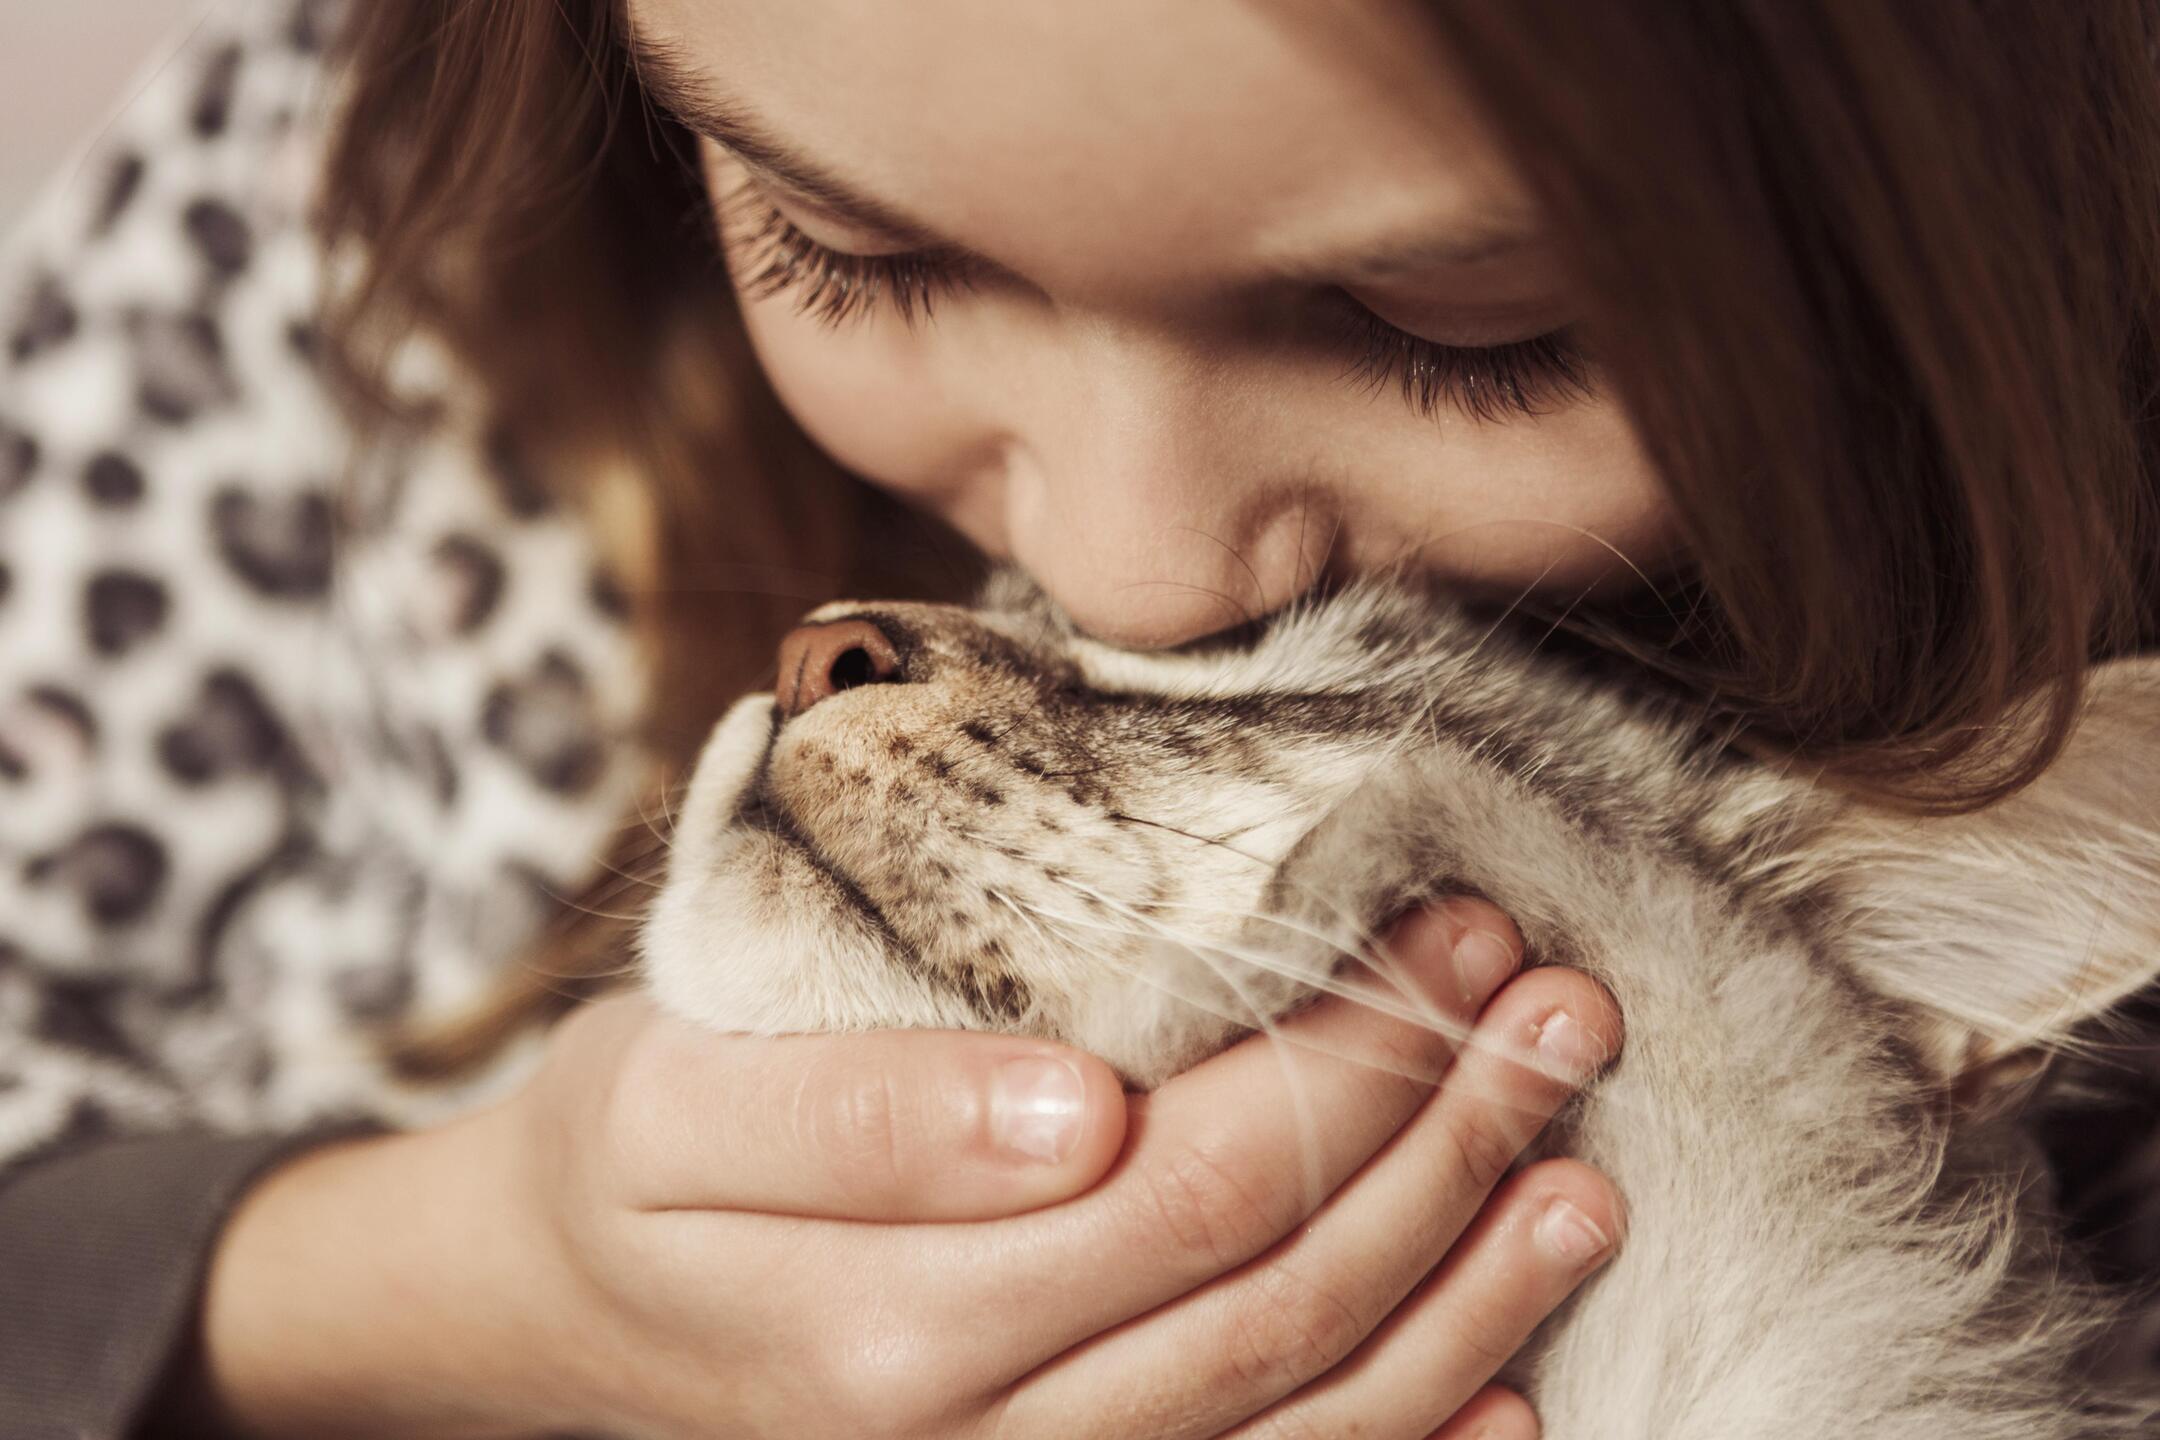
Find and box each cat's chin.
[642,696,982,1037]
[644,696,1353,1081]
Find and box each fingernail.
[990,1056,1086,1164]
[1453,928,1519,1006]
[1534,1010,1604,1085]
[1534,1196,1612,1266]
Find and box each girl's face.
[632,0,1675,648]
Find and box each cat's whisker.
[1047,877,1658,1120]
[1035,877,1480,1071]
[633,787,676,853]
[1114,576,1257,633]
[996,889,1337,1206]
[995,891,1300,1049]
[1171,525,1271,621]
[657,774,689,842]
[1104,811,1277,868]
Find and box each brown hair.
[320,3,2159,1063]
[1427,0,2160,809]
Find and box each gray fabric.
[0,1129,362,1440]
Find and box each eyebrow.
[625,26,939,243]
[624,21,1551,287]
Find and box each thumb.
[599,998,1128,1221]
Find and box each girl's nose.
[998,444,1340,648]
[969,315,1341,648]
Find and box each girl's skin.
[200,2,1638,1435]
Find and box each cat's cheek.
[668,696,782,869]
[640,841,972,1036]
[645,696,974,1036]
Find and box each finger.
[998,968,1620,1439]
[1227,1162,1616,1440]
[969,898,1524,1344]
[1426,1385,1541,1440]
[594,998,1128,1220]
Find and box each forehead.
[631,0,1533,290]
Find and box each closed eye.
[716,181,1592,423]
[1329,297,1592,424]
[719,181,977,326]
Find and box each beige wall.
[0,0,205,231]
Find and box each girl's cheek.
[737,297,1015,550]
[1381,399,1681,595]
[732,260,1684,611]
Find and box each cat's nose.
[775,617,904,719]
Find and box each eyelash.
[722,183,973,326]
[720,185,1589,422]
[1333,303,1591,424]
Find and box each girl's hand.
[197,898,1622,1440]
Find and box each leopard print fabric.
[0,0,652,1174]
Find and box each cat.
[643,572,2160,1438]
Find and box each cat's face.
[643,581,1460,1083]
[647,575,2160,1098]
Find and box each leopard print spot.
[416,725,459,808]
[132,308,238,423]
[429,533,505,635]
[158,669,288,785]
[90,150,145,237]
[28,822,169,927]
[332,955,415,1022]
[83,451,145,506]
[481,650,605,795]
[34,979,140,1064]
[26,686,98,748]
[0,421,36,500]
[8,274,77,365]
[84,570,170,657]
[289,0,340,53]
[210,485,333,598]
[184,197,252,278]
[191,43,243,137]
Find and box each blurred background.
[0,1,204,231]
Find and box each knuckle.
[1447,1316,1520,1380]
[1441,1103,1523,1195]
[1364,1012,1458,1085]
[821,1319,970,1436]
[1435,1292,1522,1379]
[1473,1386,1543,1439]
[590,1035,667,1195]
[1221,1263,1373,1393]
[1244,1406,1336,1440]
[1137,1137,1289,1271]
[798,1059,914,1196]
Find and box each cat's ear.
[1809,657,2160,1085]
